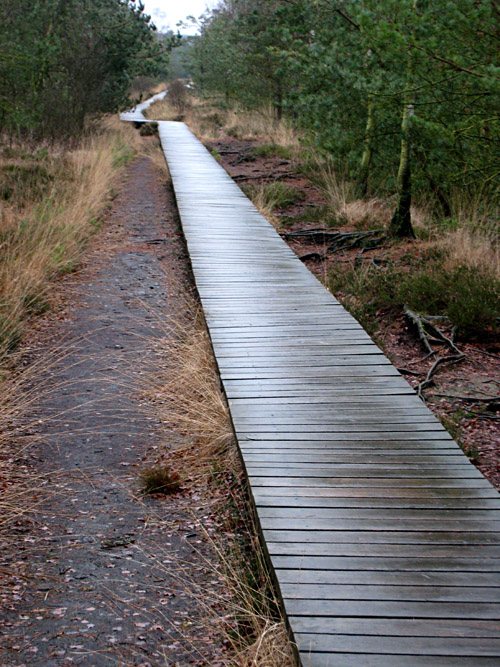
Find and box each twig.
[405,351,437,366]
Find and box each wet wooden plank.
[276,570,500,587]
[295,634,500,657]
[158,120,500,666]
[299,654,500,666]
[280,583,500,602]
[273,555,500,572]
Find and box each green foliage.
[189,0,500,225]
[252,144,292,159]
[0,0,172,138]
[329,259,500,339]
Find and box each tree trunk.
[356,98,375,198]
[389,2,417,239]
[274,78,283,121]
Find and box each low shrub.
[329,259,499,339]
[252,144,292,159]
[139,121,158,136]
[139,465,181,495]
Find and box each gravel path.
[1,156,225,666]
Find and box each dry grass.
[143,297,294,664]
[224,106,300,149]
[147,302,236,479]
[146,93,301,151]
[243,182,290,230]
[143,97,184,122]
[440,226,500,279]
[0,117,141,365]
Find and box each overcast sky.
[143,0,219,34]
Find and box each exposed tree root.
[403,306,435,355]
[416,354,466,399]
[403,305,469,400]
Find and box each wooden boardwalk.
[119,90,166,123]
[157,121,500,665]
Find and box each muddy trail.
[1,157,227,666]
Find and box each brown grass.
[440,226,500,278]
[145,93,301,150]
[0,117,141,365]
[143,293,294,664]
[147,302,236,479]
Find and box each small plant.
[252,144,292,159]
[139,465,181,495]
[139,121,158,136]
[210,148,221,161]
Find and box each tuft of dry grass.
[440,226,500,279]
[224,107,300,149]
[139,465,181,495]
[147,302,236,480]
[243,182,294,230]
[0,117,141,365]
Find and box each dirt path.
[1,156,225,666]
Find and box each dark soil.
[209,135,500,491]
[0,155,228,665]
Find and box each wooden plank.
[263,529,500,544]
[290,615,500,637]
[254,495,500,510]
[259,506,500,520]
[295,634,500,657]
[286,599,500,619]
[299,653,500,666]
[273,555,500,572]
[276,570,500,587]
[266,543,500,557]
[281,583,500,602]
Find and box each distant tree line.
[189,0,500,236]
[0,0,172,138]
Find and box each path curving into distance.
[120,90,167,123]
[123,102,500,665]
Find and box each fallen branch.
[233,171,295,182]
[282,230,385,253]
[420,316,461,354]
[329,231,386,252]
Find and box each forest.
[188,0,500,239]
[0,0,171,138]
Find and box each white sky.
[143,0,219,34]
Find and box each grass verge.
[0,116,142,366]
